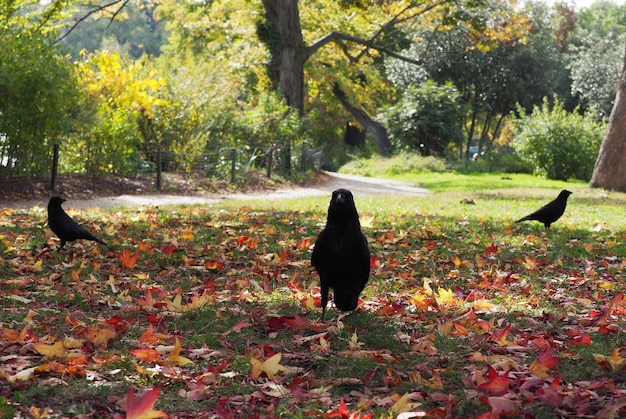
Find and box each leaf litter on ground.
[0,190,625,418]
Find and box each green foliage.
[383,81,464,156]
[339,152,446,179]
[512,96,605,181]
[0,26,83,178]
[453,149,534,174]
[567,1,626,118]
[59,0,167,59]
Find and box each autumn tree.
[257,0,536,160]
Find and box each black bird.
[311,189,370,320]
[515,189,572,230]
[47,196,107,250]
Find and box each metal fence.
[49,142,326,192]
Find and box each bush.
[339,152,446,178]
[512,97,605,181]
[382,80,464,156]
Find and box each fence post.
[300,141,307,171]
[230,148,236,183]
[156,145,162,191]
[49,143,59,191]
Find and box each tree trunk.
[260,0,306,114]
[590,41,626,191]
[332,84,392,156]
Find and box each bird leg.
[320,284,329,321]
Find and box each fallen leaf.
[250,353,290,380]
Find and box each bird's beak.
[335,193,346,204]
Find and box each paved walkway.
[1,172,430,210]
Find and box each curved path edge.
[1,171,429,210]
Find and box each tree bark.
[590,41,626,191]
[332,84,392,156]
[261,0,306,114]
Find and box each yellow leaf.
[24,309,38,325]
[598,281,615,290]
[32,340,66,359]
[181,231,194,240]
[472,298,496,311]
[250,353,290,380]
[453,255,462,268]
[167,337,194,366]
[63,335,84,350]
[391,392,421,413]
[6,367,36,382]
[167,293,183,312]
[435,288,456,306]
[423,278,433,295]
[32,259,43,272]
[593,349,626,372]
[349,331,363,350]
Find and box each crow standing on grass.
[47,196,107,250]
[515,189,572,231]
[311,189,370,320]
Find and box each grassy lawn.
[1,169,625,418]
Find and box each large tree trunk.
[332,84,392,156]
[590,42,626,191]
[260,0,306,114]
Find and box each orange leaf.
[124,387,168,419]
[83,325,117,349]
[138,324,169,345]
[119,249,139,269]
[130,348,161,363]
[490,325,513,346]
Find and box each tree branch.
[306,31,423,66]
[53,0,129,45]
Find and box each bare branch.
[306,31,422,66]
[306,1,450,66]
[53,0,128,45]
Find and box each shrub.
[512,97,605,181]
[383,80,464,156]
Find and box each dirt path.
[1,172,429,210]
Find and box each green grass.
[1,166,626,417]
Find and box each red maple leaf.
[324,398,373,419]
[370,255,381,270]
[485,242,498,254]
[477,364,510,396]
[537,347,561,370]
[121,387,168,419]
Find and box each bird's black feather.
[515,189,572,230]
[48,196,107,250]
[311,189,370,320]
